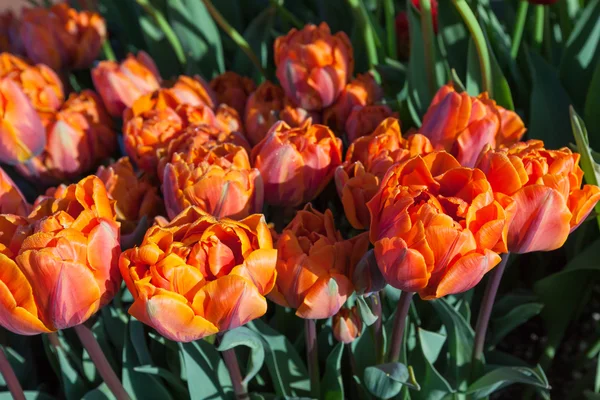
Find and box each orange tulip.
[244,81,285,146]
[0,176,120,335]
[16,90,116,185]
[333,306,362,344]
[0,53,64,113]
[162,150,263,220]
[96,157,164,234]
[92,51,162,117]
[171,75,217,109]
[335,118,432,229]
[215,104,244,134]
[119,206,277,342]
[174,103,218,128]
[280,97,321,128]
[323,73,383,130]
[0,77,46,164]
[367,151,509,299]
[123,88,182,123]
[0,12,21,55]
[419,84,526,167]
[210,71,256,116]
[269,204,369,319]
[274,22,353,110]
[0,166,30,216]
[345,104,397,143]
[252,120,343,207]
[477,140,600,253]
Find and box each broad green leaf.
[247,320,310,397]
[375,58,407,98]
[217,327,266,385]
[466,365,550,399]
[167,0,225,77]
[351,317,386,377]
[133,365,188,397]
[321,342,344,400]
[0,392,56,400]
[364,362,419,399]
[526,50,573,149]
[584,59,600,149]
[98,0,146,52]
[466,39,481,96]
[419,329,446,364]
[560,0,600,109]
[409,329,454,400]
[100,306,127,353]
[489,303,544,346]
[437,0,469,81]
[180,340,232,400]
[54,342,87,400]
[356,296,378,327]
[81,383,116,400]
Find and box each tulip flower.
[367,151,509,299]
[0,166,30,216]
[333,307,362,344]
[477,140,600,253]
[119,206,277,342]
[96,157,164,234]
[0,12,22,55]
[345,104,397,143]
[252,120,343,207]
[0,77,46,164]
[244,81,285,146]
[92,51,162,117]
[323,73,383,131]
[0,53,64,113]
[210,71,256,117]
[269,204,369,319]
[215,104,244,134]
[280,97,321,128]
[0,176,120,335]
[175,103,218,128]
[171,75,217,109]
[123,88,182,123]
[419,84,526,167]
[275,22,353,110]
[16,90,116,185]
[162,150,263,220]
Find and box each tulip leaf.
[466,365,550,399]
[217,327,266,386]
[364,362,419,399]
[375,58,407,99]
[82,383,116,400]
[133,365,188,397]
[179,340,232,400]
[559,0,600,110]
[356,296,378,327]
[489,295,543,347]
[437,0,470,81]
[53,341,87,400]
[409,329,454,400]
[584,59,600,149]
[430,297,474,390]
[0,392,56,400]
[321,342,344,400]
[247,320,310,397]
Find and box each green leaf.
[409,329,454,400]
[437,0,469,81]
[247,320,310,397]
[489,302,544,346]
[559,0,600,109]
[584,59,600,149]
[0,392,56,400]
[321,342,344,400]
[375,58,407,98]
[217,327,266,386]
[364,362,419,399]
[430,297,474,389]
[180,340,232,400]
[82,383,116,400]
[526,50,573,149]
[356,296,378,327]
[466,39,481,96]
[133,365,188,397]
[466,365,550,399]
[167,0,225,77]
[52,339,87,400]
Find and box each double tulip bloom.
[0,176,121,335]
[252,120,343,207]
[274,22,353,111]
[477,140,600,253]
[345,104,397,143]
[269,204,369,319]
[119,206,277,342]
[0,166,29,216]
[210,71,256,117]
[420,84,526,167]
[367,151,509,299]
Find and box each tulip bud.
[333,307,362,344]
[351,249,387,296]
[275,22,353,110]
[0,166,30,216]
[92,51,162,117]
[252,120,343,207]
[345,104,397,143]
[171,75,217,109]
[120,207,277,342]
[244,81,285,146]
[210,71,256,116]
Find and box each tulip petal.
[87,219,121,305]
[234,248,278,295]
[568,185,600,231]
[374,236,429,291]
[296,273,353,319]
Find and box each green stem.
[136,0,187,66]
[202,0,266,79]
[419,0,437,97]
[102,39,117,62]
[347,0,379,68]
[388,291,414,363]
[383,0,397,59]
[453,0,493,97]
[270,0,302,29]
[510,1,529,59]
[305,319,320,398]
[533,5,545,51]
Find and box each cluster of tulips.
[0,2,598,398]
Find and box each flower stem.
[471,253,510,376]
[388,291,414,363]
[383,0,397,59]
[347,0,379,69]
[305,319,320,398]
[533,5,545,51]
[102,39,117,62]
[453,0,493,97]
[419,0,437,98]
[218,341,249,400]
[370,293,385,365]
[74,324,130,400]
[202,0,266,79]
[0,347,25,400]
[510,1,529,59]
